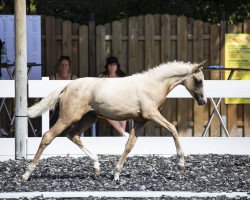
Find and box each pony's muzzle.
[198,97,207,105]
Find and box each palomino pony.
[22,61,207,181]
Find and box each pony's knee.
[168,124,177,134]
[40,132,55,147]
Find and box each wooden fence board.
[161,14,171,62]
[138,15,145,73]
[154,14,161,136]
[144,14,156,136]
[112,21,122,63]
[96,25,105,76]
[203,22,210,129]
[160,14,171,135]
[45,16,56,76]
[193,20,204,136]
[128,17,139,75]
[187,18,194,62]
[72,23,79,76]
[104,23,112,57]
[209,24,221,137]
[186,18,194,136]
[62,20,72,59]
[79,25,88,77]
[55,18,63,70]
[145,14,155,69]
[154,14,161,67]
[88,19,96,77]
[177,16,188,136]
[169,16,177,130]
[121,18,128,71]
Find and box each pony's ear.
[191,60,207,73]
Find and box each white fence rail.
[1,79,250,98]
[1,79,250,160]
[1,137,250,161]
[1,79,250,134]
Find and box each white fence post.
[14,0,28,159]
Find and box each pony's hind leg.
[22,118,73,181]
[146,110,185,173]
[66,112,100,174]
[114,121,146,181]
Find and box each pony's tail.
[28,86,66,118]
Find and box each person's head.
[58,56,71,74]
[104,56,126,77]
[105,56,120,74]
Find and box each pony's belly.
[94,107,140,121]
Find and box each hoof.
[114,173,120,182]
[94,168,100,175]
[21,174,29,181]
[178,164,185,175]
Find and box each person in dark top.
[99,56,129,137]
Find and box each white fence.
[26,79,250,134]
[0,79,250,160]
[2,78,250,135]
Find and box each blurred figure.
[50,55,78,80]
[99,56,129,137]
[49,56,78,127]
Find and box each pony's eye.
[196,79,202,85]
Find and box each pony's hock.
[22,61,206,181]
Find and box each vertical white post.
[41,77,50,135]
[15,0,28,159]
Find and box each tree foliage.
[0,0,249,25]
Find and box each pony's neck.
[168,76,186,91]
[139,62,194,95]
[143,62,193,82]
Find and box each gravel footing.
[13,196,248,200]
[0,154,249,199]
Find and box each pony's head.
[183,61,207,105]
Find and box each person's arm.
[98,73,105,78]
[72,74,78,80]
[49,74,56,80]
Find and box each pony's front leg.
[114,128,137,181]
[114,121,145,181]
[147,110,185,173]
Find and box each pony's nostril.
[198,98,206,105]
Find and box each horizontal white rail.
[168,80,250,98]
[1,80,250,98]
[0,191,248,199]
[1,79,250,134]
[0,137,249,161]
[0,80,15,97]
